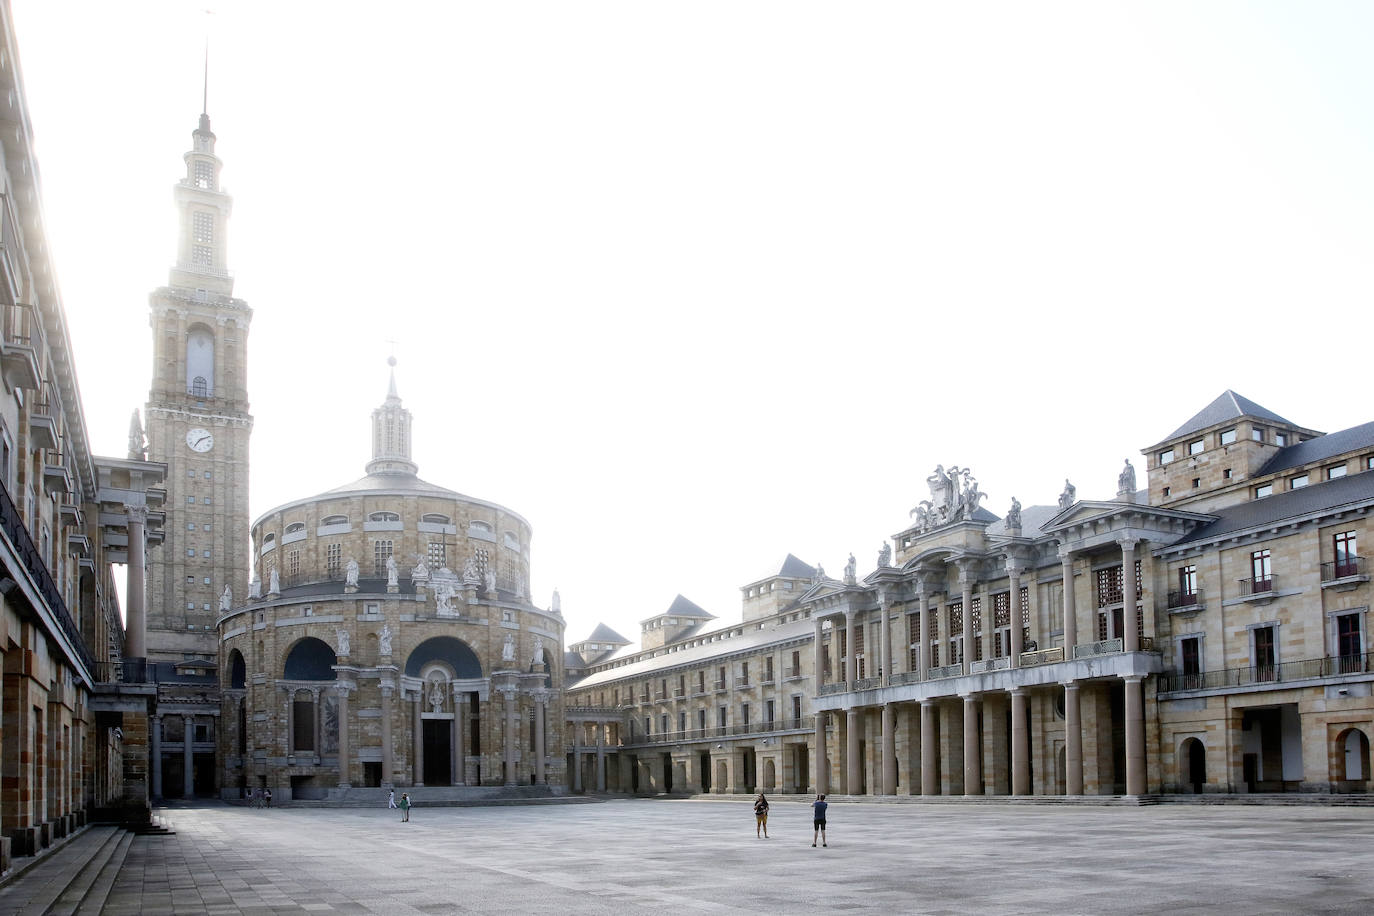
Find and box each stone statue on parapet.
[877,542,892,568]
[268,567,281,595]
[249,574,261,600]
[813,563,825,584]
[551,588,562,614]
[1006,497,1022,531]
[345,557,360,588]
[379,624,392,656]
[386,556,399,588]
[502,633,516,663]
[411,559,430,583]
[219,585,233,612]
[532,636,545,668]
[1118,459,1136,494]
[1058,479,1076,510]
[336,628,350,657]
[844,553,857,585]
[127,410,146,461]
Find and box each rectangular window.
[1255,484,1273,498]
[660,714,668,734]
[1178,565,1198,598]
[192,245,213,266]
[1250,550,1272,590]
[373,539,393,576]
[1189,439,1205,455]
[766,699,775,724]
[194,161,215,189]
[717,706,727,729]
[288,549,300,579]
[741,703,750,726]
[764,656,774,682]
[187,469,196,478]
[1334,531,1358,578]
[1337,614,1362,668]
[186,548,195,557]
[1181,637,1201,677]
[697,709,706,730]
[193,211,214,244]
[1275,432,1289,447]
[187,495,196,504]
[792,695,802,720]
[292,700,315,752]
[427,541,446,568]
[187,522,196,530]
[1220,428,1237,445]
[1252,426,1264,442]
[1290,474,1309,489]
[1254,626,1276,680]
[1160,448,1175,465]
[678,711,686,732]
[1328,465,1347,480]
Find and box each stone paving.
[11,798,1374,914]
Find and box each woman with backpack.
[753,793,770,838]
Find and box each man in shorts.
[811,794,828,847]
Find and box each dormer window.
[368,511,400,522]
[1188,439,1205,456]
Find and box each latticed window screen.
[326,543,341,578]
[192,245,213,266]
[288,549,299,578]
[427,541,446,569]
[949,602,962,632]
[193,211,214,243]
[994,592,1011,628]
[194,160,214,189]
[1020,586,1031,644]
[1134,560,1143,600]
[854,625,864,655]
[1097,611,1110,642]
[473,547,489,579]
[908,612,921,644]
[1097,567,1124,607]
[373,539,393,576]
[1136,606,1145,643]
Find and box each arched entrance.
[406,637,484,787]
[1178,737,1206,793]
[763,758,777,791]
[715,759,728,794]
[1335,728,1371,791]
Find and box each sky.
[10,1,1374,650]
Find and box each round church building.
[217,361,565,800]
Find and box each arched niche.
[227,649,246,689]
[405,635,483,679]
[283,636,338,680]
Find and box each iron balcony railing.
[734,676,751,688]
[627,716,817,746]
[1322,557,1366,582]
[1167,588,1204,609]
[1237,575,1277,596]
[1158,652,1374,693]
[0,479,95,676]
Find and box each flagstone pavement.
[7,798,1374,914]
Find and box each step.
[47,828,131,916]
[72,830,134,916]
[0,826,119,915]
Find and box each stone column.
[920,699,937,796]
[596,722,606,792]
[936,591,949,671]
[1064,682,1083,795]
[845,611,858,685]
[380,682,395,788]
[1007,563,1024,668]
[1119,537,1139,652]
[879,604,892,684]
[814,711,829,795]
[813,616,825,688]
[452,687,466,785]
[285,689,295,756]
[1010,687,1029,795]
[336,684,352,787]
[960,572,974,675]
[881,703,896,794]
[123,504,148,662]
[182,715,194,798]
[313,689,323,764]
[150,714,162,799]
[501,686,517,785]
[534,692,547,785]
[1060,548,1077,655]
[846,707,861,794]
[1124,676,1145,795]
[962,695,981,795]
[412,691,424,787]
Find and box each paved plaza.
[6,798,1374,914]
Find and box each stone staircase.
[0,823,138,914]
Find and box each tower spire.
[367,357,418,477]
[202,38,209,116]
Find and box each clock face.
[186,428,214,452]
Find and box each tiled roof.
[1163,391,1297,443]
[1258,421,1374,477]
[661,594,714,619]
[1172,471,1374,546]
[777,554,817,579]
[582,623,631,645]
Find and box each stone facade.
[216,372,565,799]
[566,394,1374,798]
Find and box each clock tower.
[143,107,252,664]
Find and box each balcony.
[58,501,83,528]
[638,693,650,703]
[734,676,751,689]
[1321,557,1367,591]
[853,676,881,690]
[1166,588,1204,613]
[673,687,686,698]
[1158,652,1374,694]
[929,663,963,679]
[28,407,58,451]
[0,303,39,392]
[42,459,73,495]
[818,682,849,696]
[1020,647,1064,666]
[66,532,90,557]
[970,657,1010,673]
[1073,638,1124,659]
[1236,576,1278,604]
[785,667,804,680]
[713,679,727,691]
[621,715,818,747]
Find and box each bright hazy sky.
[11,1,1374,650]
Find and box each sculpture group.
[909,464,987,533]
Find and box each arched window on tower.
[186,325,214,397]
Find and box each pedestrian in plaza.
[400,793,411,822]
[251,787,261,809]
[811,794,828,847]
[388,789,397,809]
[264,788,273,808]
[753,793,770,838]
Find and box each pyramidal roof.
[661,594,714,619]
[777,554,817,578]
[583,623,630,645]
[1163,390,1297,443]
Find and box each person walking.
[264,788,272,808]
[753,793,770,838]
[399,793,411,822]
[811,794,828,847]
[388,789,397,809]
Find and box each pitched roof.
[583,623,630,645]
[1163,391,1298,443]
[1172,471,1374,546]
[655,594,714,620]
[1257,420,1374,477]
[777,554,817,579]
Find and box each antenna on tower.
[202,38,209,114]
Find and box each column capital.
[124,503,150,524]
[1122,674,1144,686]
[920,698,937,708]
[1010,686,1028,697]
[1061,680,1080,691]
[1004,557,1025,577]
[1058,544,1076,562]
[334,680,356,696]
[1117,535,1141,552]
